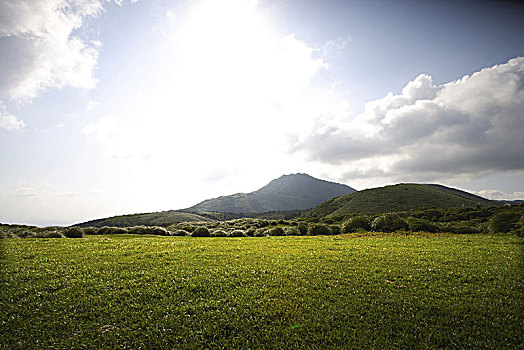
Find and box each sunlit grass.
[1,233,522,349]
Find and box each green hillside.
[188,173,355,213]
[74,210,213,228]
[303,183,499,219]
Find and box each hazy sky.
[1,0,523,226]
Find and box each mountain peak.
[188,173,355,214]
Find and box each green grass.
[1,233,522,349]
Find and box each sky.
[1,0,523,226]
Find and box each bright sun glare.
[102,0,330,208]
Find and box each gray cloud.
[295,57,524,181]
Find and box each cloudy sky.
[1,0,523,226]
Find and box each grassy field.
[1,233,522,349]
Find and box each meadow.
[1,233,522,349]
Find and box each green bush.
[98,227,128,235]
[254,228,268,237]
[269,227,285,236]
[296,223,308,235]
[285,227,300,236]
[33,231,62,238]
[82,227,98,235]
[442,222,479,234]
[343,216,371,233]
[63,227,83,238]
[245,228,256,237]
[329,225,341,235]
[256,220,270,228]
[407,217,440,233]
[307,224,331,236]
[211,230,227,237]
[180,225,195,233]
[172,229,189,236]
[127,225,169,235]
[191,226,210,237]
[230,230,247,237]
[127,226,150,235]
[371,214,409,232]
[151,226,170,236]
[512,216,524,237]
[489,211,521,233]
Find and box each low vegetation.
[3,204,524,240]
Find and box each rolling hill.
[187,173,356,213]
[74,210,213,228]
[303,183,500,219]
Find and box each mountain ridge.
[187,173,356,213]
[303,183,500,219]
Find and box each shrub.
[512,216,524,237]
[98,226,128,235]
[307,224,331,236]
[269,227,285,236]
[127,226,149,235]
[151,226,170,236]
[407,217,440,233]
[82,227,98,235]
[191,226,210,237]
[296,223,308,235]
[329,225,341,235]
[230,229,247,237]
[172,229,190,236]
[442,222,479,234]
[127,225,170,235]
[33,231,62,238]
[371,214,409,232]
[285,227,300,236]
[343,216,371,233]
[256,220,270,228]
[181,225,195,233]
[211,229,227,237]
[245,228,256,237]
[63,227,83,238]
[15,230,34,238]
[254,228,268,237]
[489,211,521,233]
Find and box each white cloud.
[0,101,25,130]
[8,183,78,200]
[0,0,134,101]
[86,100,99,111]
[294,57,524,184]
[473,190,524,201]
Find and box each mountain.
[303,183,500,219]
[74,210,213,228]
[187,173,356,214]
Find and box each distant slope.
[188,173,356,214]
[74,210,212,228]
[303,183,500,219]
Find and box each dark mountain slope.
[188,173,356,213]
